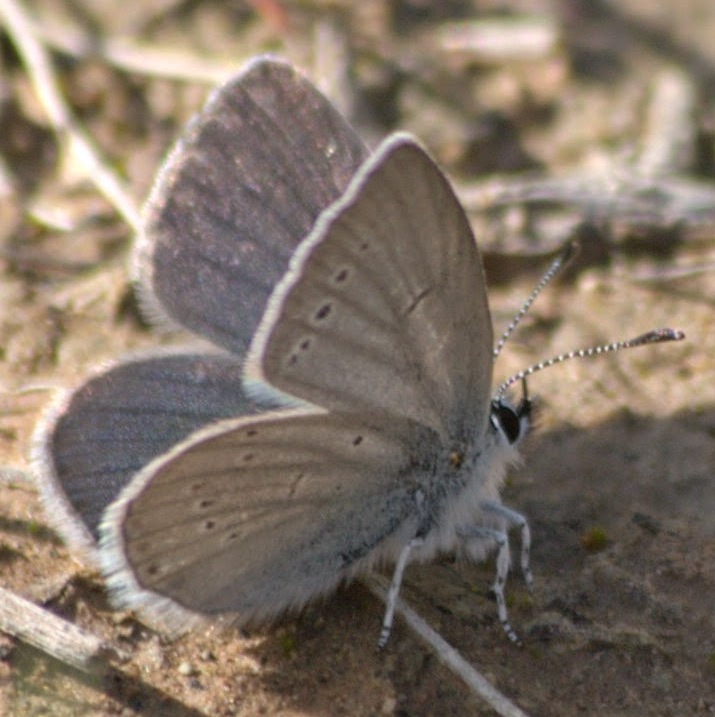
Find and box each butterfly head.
[490,378,531,448]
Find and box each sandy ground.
[0,1,714,715]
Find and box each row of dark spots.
[329,239,368,288]
[199,514,241,545]
[187,431,367,534]
[195,431,368,541]
[202,446,255,530]
[334,236,368,284]
[288,338,311,366]
[188,430,257,537]
[311,259,354,322]
[294,263,352,362]
[199,517,241,546]
[288,240,367,364]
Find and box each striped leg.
[458,524,521,645]
[378,537,424,648]
[481,501,534,592]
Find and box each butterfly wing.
[136,57,369,356]
[101,408,440,630]
[35,59,367,562]
[247,134,493,441]
[33,352,261,561]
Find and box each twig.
[628,260,715,282]
[636,66,697,177]
[0,0,141,230]
[438,15,559,62]
[365,576,532,717]
[0,466,31,483]
[0,586,116,672]
[33,21,237,85]
[457,66,713,256]
[458,172,715,230]
[313,17,354,124]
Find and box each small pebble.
[178,660,196,676]
[381,696,397,714]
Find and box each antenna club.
[629,328,685,345]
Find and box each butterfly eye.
[490,399,529,445]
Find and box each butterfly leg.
[378,536,424,648]
[458,524,521,645]
[480,500,534,592]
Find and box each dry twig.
[0,586,116,672]
[366,576,532,717]
[0,0,140,229]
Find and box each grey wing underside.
[248,135,494,441]
[101,409,440,631]
[136,58,370,356]
[32,351,262,562]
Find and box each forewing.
[33,352,261,561]
[136,57,369,356]
[248,135,493,441]
[100,408,439,629]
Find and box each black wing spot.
[147,564,159,576]
[289,338,312,366]
[334,268,349,283]
[353,435,363,446]
[243,453,254,462]
[198,499,213,509]
[204,520,215,530]
[246,429,258,437]
[315,303,332,320]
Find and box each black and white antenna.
[492,239,685,399]
[493,240,578,359]
[495,328,685,401]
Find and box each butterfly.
[34,57,682,645]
